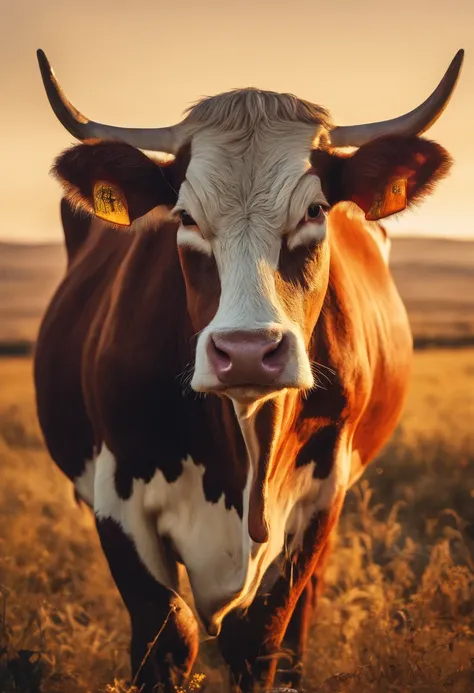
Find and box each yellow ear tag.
[93,181,130,226]
[366,178,407,221]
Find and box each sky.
[0,0,473,243]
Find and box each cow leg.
[218,504,342,693]
[96,517,199,693]
[278,532,334,689]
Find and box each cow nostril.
[262,335,288,367]
[262,343,280,365]
[211,338,231,368]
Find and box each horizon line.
[1,232,473,247]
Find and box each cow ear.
[335,136,452,221]
[53,141,178,227]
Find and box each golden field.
[0,349,473,693]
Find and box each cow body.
[33,50,462,691]
[35,197,411,690]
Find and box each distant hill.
[0,237,473,349]
[389,237,474,346]
[0,242,66,346]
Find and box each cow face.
[53,96,451,405]
[176,121,332,402]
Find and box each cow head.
[40,49,462,405]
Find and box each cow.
[34,48,463,692]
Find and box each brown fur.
[52,140,190,224]
[311,135,452,216]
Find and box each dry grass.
[0,350,473,692]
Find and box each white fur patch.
[143,457,250,621]
[176,225,213,255]
[87,428,348,630]
[93,445,178,590]
[287,218,327,250]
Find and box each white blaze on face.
[173,122,330,395]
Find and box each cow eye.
[180,210,197,227]
[304,204,327,223]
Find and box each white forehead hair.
[183,88,332,134]
[176,89,333,237]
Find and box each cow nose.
[208,330,289,387]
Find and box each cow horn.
[330,49,464,148]
[37,49,183,154]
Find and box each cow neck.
[234,394,291,545]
